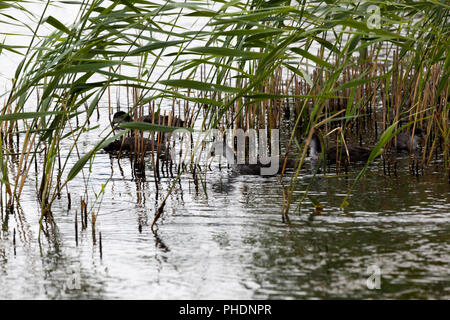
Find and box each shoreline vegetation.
[0,1,448,237]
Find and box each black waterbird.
[309,132,375,164]
[395,128,424,152]
[209,142,297,175]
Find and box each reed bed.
[0,0,448,236]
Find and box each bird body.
[102,136,166,154]
[231,157,297,175]
[326,145,372,163]
[309,132,373,164]
[210,142,297,175]
[105,111,185,154]
[395,130,423,152]
[112,111,184,127]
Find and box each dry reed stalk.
[80,197,87,230]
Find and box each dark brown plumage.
[112,111,184,127]
[102,136,166,154]
[310,132,374,164]
[104,111,184,154]
[395,129,424,152]
[210,142,297,175]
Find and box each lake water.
[0,1,449,300]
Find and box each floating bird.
[395,128,424,152]
[309,132,374,164]
[102,135,166,155]
[112,111,185,128]
[104,110,185,155]
[209,142,297,175]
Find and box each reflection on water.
[1,147,449,299]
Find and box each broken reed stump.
[13,227,16,256]
[99,232,102,259]
[75,210,78,246]
[80,197,88,230]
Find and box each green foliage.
[0,0,448,223]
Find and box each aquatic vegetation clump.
[0,0,448,233]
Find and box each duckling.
[112,111,184,128]
[309,132,374,164]
[110,111,185,152]
[210,142,297,175]
[103,136,166,155]
[395,128,424,152]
